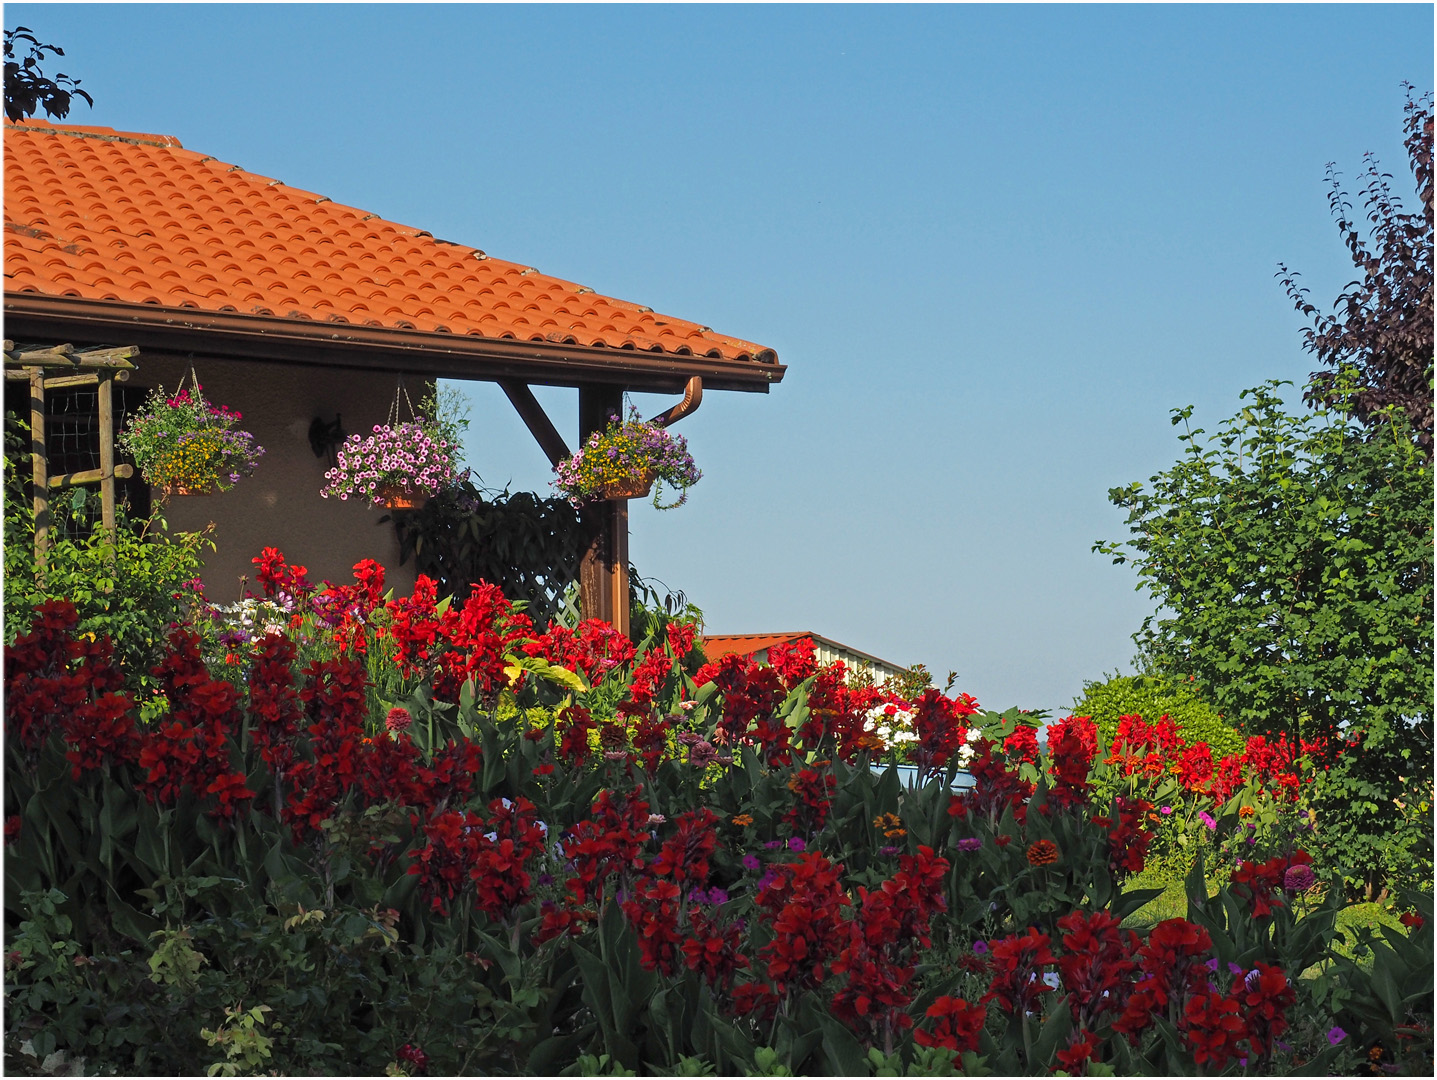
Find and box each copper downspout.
[648,376,703,428]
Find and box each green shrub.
[1072,671,1244,758]
[4,477,212,697]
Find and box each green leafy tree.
[4,26,92,123]
[1096,382,1433,896]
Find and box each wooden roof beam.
[3,339,139,370]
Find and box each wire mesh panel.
[41,383,151,536]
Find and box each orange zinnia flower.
[873,812,906,838]
[1027,840,1060,867]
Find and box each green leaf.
[814,1010,867,1076]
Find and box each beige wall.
[130,355,421,600]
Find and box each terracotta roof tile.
[4,119,778,366]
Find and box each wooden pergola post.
[3,341,140,568]
[578,384,628,635]
[495,376,704,635]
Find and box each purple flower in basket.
[552,406,701,510]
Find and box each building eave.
[3,293,786,394]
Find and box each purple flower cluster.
[320,418,459,505]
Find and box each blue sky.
[11,3,1431,714]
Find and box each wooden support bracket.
[499,380,572,468]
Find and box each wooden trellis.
[3,340,140,566]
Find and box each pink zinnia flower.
[386,706,412,733]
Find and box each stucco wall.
[129,355,421,599]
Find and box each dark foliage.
[3,27,92,123]
[1278,87,1434,459]
[387,480,586,627]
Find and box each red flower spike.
[914,995,987,1054]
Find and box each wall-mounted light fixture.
[308,414,346,468]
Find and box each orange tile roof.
[702,633,813,660]
[3,120,780,372]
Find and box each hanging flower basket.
[118,379,264,497]
[552,408,700,510]
[375,485,430,510]
[596,468,657,502]
[320,418,459,508]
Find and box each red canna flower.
[757,852,851,995]
[914,995,987,1053]
[682,908,747,988]
[782,766,836,833]
[1240,962,1297,1056]
[664,621,697,661]
[1055,1027,1102,1073]
[621,876,684,975]
[1181,991,1248,1070]
[984,927,1058,1015]
[652,808,720,888]
[1056,909,1140,1030]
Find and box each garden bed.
[4,551,1432,1076]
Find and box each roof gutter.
[3,294,785,394]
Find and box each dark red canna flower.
[782,766,836,833]
[1182,991,1248,1069]
[1240,962,1297,1056]
[682,907,747,988]
[652,808,720,888]
[984,927,1058,1015]
[1045,714,1098,810]
[1055,1027,1102,1073]
[621,876,684,975]
[756,852,851,995]
[1056,909,1140,1030]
